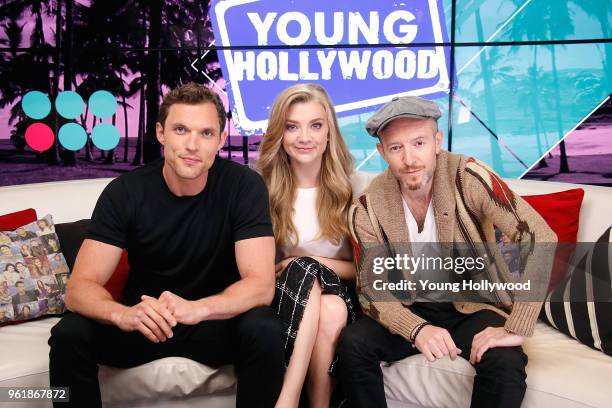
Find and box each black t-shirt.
[87,157,273,306]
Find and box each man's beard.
[400,168,433,191]
[403,181,422,191]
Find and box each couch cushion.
[382,322,612,407]
[100,358,235,403]
[0,317,60,393]
[0,317,236,404]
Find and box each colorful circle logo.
[55,91,85,120]
[58,123,88,151]
[22,91,52,120]
[21,90,120,152]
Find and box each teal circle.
[91,123,120,150]
[58,123,87,151]
[22,91,51,119]
[56,91,84,119]
[88,90,117,119]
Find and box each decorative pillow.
[539,226,612,356]
[105,251,130,301]
[55,219,129,301]
[0,215,69,324]
[54,219,90,269]
[0,208,37,231]
[522,189,584,291]
[496,188,584,291]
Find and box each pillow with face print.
[0,215,69,324]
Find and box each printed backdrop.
[0,0,610,186]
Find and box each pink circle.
[25,123,55,152]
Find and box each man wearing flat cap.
[337,95,556,407]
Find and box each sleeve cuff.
[85,232,125,249]
[504,301,541,337]
[234,224,274,242]
[370,301,427,342]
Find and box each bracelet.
[410,322,431,343]
[409,322,422,342]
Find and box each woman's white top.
[277,187,351,261]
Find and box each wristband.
[410,322,431,343]
[409,322,423,342]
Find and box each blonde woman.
[258,84,357,408]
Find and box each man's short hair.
[158,82,226,132]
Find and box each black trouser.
[49,306,284,408]
[337,303,528,408]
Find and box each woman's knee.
[317,295,347,340]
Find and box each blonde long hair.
[257,84,353,247]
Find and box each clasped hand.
[115,291,199,343]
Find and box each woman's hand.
[275,257,297,276]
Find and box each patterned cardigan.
[348,150,557,339]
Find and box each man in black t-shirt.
[48,83,284,408]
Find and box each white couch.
[0,173,611,408]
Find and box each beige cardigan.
[348,150,557,339]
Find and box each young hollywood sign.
[210,0,450,135]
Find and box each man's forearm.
[65,278,128,326]
[194,276,274,321]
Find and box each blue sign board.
[210,0,450,135]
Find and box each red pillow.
[104,250,129,301]
[522,188,584,291]
[0,208,37,230]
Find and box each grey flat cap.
[365,95,441,137]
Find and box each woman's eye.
[312,123,322,130]
[286,124,297,131]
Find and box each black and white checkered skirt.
[273,256,358,373]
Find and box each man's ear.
[218,130,228,150]
[155,122,165,145]
[376,141,386,162]
[435,130,443,154]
